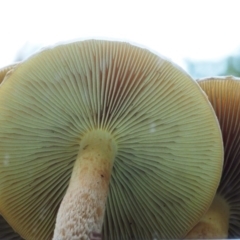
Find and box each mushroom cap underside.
[0,63,23,240]
[198,76,240,238]
[0,40,223,239]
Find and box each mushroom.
[0,63,23,240]
[186,76,240,239]
[0,40,223,239]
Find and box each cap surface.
[0,40,223,239]
[198,76,240,238]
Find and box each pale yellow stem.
[53,130,117,240]
[185,195,229,239]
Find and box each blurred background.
[1,0,240,79]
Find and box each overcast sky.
[1,0,240,70]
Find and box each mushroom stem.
[185,194,229,239]
[53,130,117,240]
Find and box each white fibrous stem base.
[53,130,117,240]
[185,194,229,239]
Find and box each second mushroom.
[186,76,240,239]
